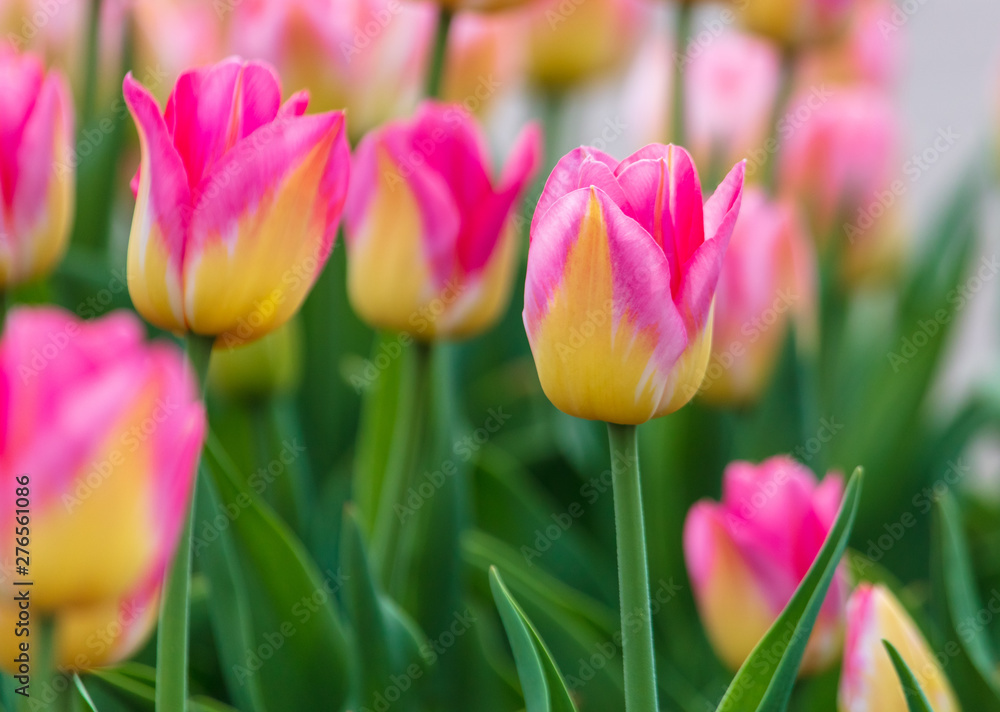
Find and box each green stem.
[155,334,214,712]
[607,423,658,712]
[0,290,8,332]
[670,1,693,146]
[81,0,103,126]
[424,7,454,99]
[762,48,797,194]
[35,617,69,712]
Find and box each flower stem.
[670,1,694,146]
[424,7,454,99]
[762,48,797,194]
[607,422,658,712]
[156,334,214,712]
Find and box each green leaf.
[489,567,579,712]
[933,493,1000,707]
[73,674,99,712]
[201,432,353,711]
[883,641,935,712]
[716,467,864,712]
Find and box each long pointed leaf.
[884,641,934,712]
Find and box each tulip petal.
[524,186,687,424]
[531,146,619,238]
[123,74,191,331]
[184,111,348,342]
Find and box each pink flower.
[0,50,74,289]
[684,457,847,674]
[228,0,434,139]
[345,102,541,340]
[0,306,205,670]
[840,584,960,712]
[123,58,350,346]
[524,145,744,424]
[699,188,816,405]
[739,0,857,46]
[685,32,781,178]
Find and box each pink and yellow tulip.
[123,58,350,347]
[0,307,205,669]
[699,188,816,405]
[344,102,541,340]
[684,457,847,673]
[524,145,745,424]
[839,584,960,712]
[738,0,857,47]
[0,50,74,290]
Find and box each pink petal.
[531,146,620,239]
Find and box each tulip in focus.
[0,307,205,669]
[523,0,646,88]
[345,102,541,340]
[124,58,350,347]
[228,0,433,140]
[685,32,781,181]
[738,0,856,47]
[684,457,847,673]
[0,51,74,290]
[839,584,960,712]
[524,145,745,424]
[699,188,816,405]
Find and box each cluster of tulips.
[0,0,997,711]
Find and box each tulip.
[738,0,856,47]
[0,50,74,290]
[778,87,903,281]
[699,188,816,405]
[345,102,541,339]
[123,58,350,347]
[442,13,524,115]
[684,32,781,181]
[524,145,744,424]
[0,306,205,669]
[839,584,961,712]
[228,0,434,140]
[523,0,646,88]
[684,457,847,673]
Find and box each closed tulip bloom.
[0,307,205,669]
[524,145,744,424]
[0,51,74,289]
[684,457,847,673]
[685,32,781,179]
[839,584,960,712]
[524,0,646,88]
[123,58,349,347]
[345,102,541,339]
[739,0,856,46]
[699,188,816,405]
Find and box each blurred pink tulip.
[699,188,816,405]
[523,0,646,88]
[0,50,74,289]
[228,0,434,139]
[0,306,205,670]
[123,58,350,346]
[778,87,904,282]
[839,584,960,712]
[443,13,524,114]
[345,102,541,339]
[684,457,847,673]
[524,145,744,424]
[685,32,781,181]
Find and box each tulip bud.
[839,584,960,712]
[0,51,74,290]
[442,14,523,116]
[523,0,646,88]
[123,58,350,348]
[0,306,205,669]
[524,145,745,424]
[738,0,856,47]
[208,316,303,402]
[684,457,847,673]
[699,188,816,405]
[684,32,781,181]
[228,0,434,140]
[345,102,541,340]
